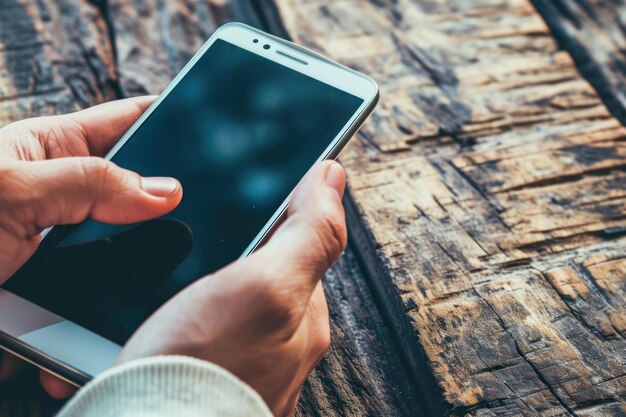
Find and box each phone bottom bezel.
[0,332,87,387]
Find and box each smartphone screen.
[5,39,364,344]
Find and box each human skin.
[0,97,347,416]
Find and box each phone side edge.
[240,85,379,259]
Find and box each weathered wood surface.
[2,0,626,416]
[107,0,263,96]
[0,2,423,416]
[296,249,422,417]
[532,0,626,126]
[262,0,626,415]
[0,0,117,125]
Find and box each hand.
[116,160,347,417]
[0,96,182,281]
[0,97,183,396]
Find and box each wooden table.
[1,0,625,415]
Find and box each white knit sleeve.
[56,356,273,417]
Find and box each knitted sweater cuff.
[56,356,273,417]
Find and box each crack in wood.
[477,287,577,416]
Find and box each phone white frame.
[0,22,379,385]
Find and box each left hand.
[0,96,183,397]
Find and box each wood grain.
[0,1,423,416]
[3,0,626,415]
[532,0,626,126]
[296,248,423,417]
[0,0,117,125]
[107,0,263,96]
[261,0,626,415]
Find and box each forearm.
[57,356,272,417]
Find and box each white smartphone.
[0,23,378,385]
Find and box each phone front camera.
[263,44,271,50]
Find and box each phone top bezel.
[38,23,378,244]
[2,22,379,384]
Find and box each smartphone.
[0,23,378,385]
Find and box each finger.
[1,96,156,160]
[39,371,76,399]
[249,160,347,296]
[2,157,182,235]
[67,96,156,156]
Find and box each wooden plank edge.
[344,191,448,417]
[530,0,626,125]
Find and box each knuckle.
[4,119,35,136]
[0,167,17,206]
[311,207,347,267]
[0,120,39,155]
[79,157,110,177]
[3,116,88,158]
[78,157,114,189]
[0,163,32,204]
[0,164,16,193]
[252,280,300,334]
[0,163,41,236]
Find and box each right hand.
[115,161,347,416]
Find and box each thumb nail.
[325,162,345,198]
[141,177,179,197]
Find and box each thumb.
[2,157,182,235]
[250,161,347,294]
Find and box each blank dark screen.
[5,39,363,344]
